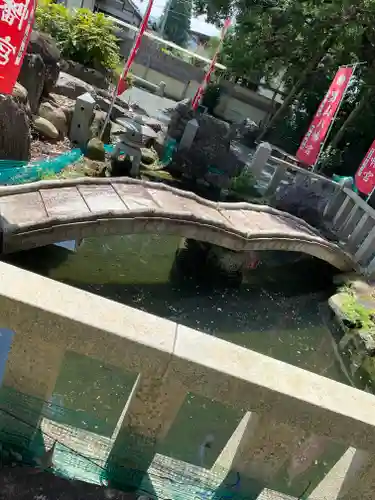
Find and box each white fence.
[250,143,375,277]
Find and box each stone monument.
[166,99,243,191]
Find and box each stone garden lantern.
[113,117,157,176]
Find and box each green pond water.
[3,234,352,498]
[6,233,346,381]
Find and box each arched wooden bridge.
[0,177,355,271]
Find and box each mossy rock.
[141,169,176,182]
[330,287,375,330]
[79,158,107,177]
[330,287,375,391]
[140,147,159,170]
[86,137,105,161]
[357,358,375,392]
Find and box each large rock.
[230,118,259,146]
[194,113,231,165]
[167,98,195,141]
[86,137,105,161]
[48,93,75,131]
[12,82,28,105]
[272,176,337,230]
[54,72,94,100]
[38,101,68,137]
[33,116,59,140]
[27,31,61,96]
[77,158,108,177]
[18,54,45,113]
[168,99,231,162]
[95,95,129,121]
[168,107,234,188]
[60,60,108,89]
[0,94,30,160]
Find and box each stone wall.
[119,37,205,83]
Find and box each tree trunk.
[257,38,334,142]
[262,79,283,128]
[329,88,371,150]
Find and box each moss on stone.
[360,357,375,390]
[330,279,375,392]
[140,169,180,183]
[338,285,375,334]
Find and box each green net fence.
[0,386,262,500]
[0,150,82,185]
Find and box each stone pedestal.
[1,334,65,447]
[179,118,198,150]
[249,142,272,179]
[214,412,338,498]
[106,370,187,491]
[338,451,375,499]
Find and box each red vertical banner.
[355,140,375,195]
[191,18,231,110]
[0,0,36,94]
[296,66,354,167]
[117,0,154,96]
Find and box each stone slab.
[111,183,160,211]
[78,184,126,212]
[40,187,90,217]
[149,188,228,226]
[0,192,48,228]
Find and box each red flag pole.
[296,62,365,170]
[191,18,231,111]
[100,0,154,140]
[312,62,358,171]
[0,0,36,94]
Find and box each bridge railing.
[1,261,375,499]
[259,153,339,199]
[324,186,375,277]
[249,143,375,277]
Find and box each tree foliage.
[206,36,221,57]
[192,0,375,175]
[35,0,121,71]
[161,0,192,48]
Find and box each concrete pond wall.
[0,262,375,498]
[328,274,375,392]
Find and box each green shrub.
[35,0,70,41]
[66,9,120,71]
[113,63,134,87]
[230,169,256,195]
[35,0,121,71]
